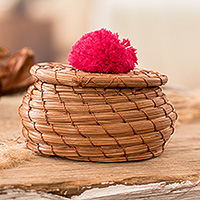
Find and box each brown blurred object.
[0,47,35,95]
[0,46,10,60]
[0,0,54,63]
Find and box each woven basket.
[19,62,177,162]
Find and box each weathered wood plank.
[0,186,67,200]
[1,182,200,200]
[72,181,200,200]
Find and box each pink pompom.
[68,28,138,74]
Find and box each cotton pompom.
[68,28,138,74]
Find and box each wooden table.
[0,94,200,199]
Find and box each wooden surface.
[1,94,200,199]
[0,186,66,200]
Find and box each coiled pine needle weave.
[19,62,177,162]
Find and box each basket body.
[19,63,177,162]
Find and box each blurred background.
[0,0,200,89]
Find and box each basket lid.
[30,62,168,88]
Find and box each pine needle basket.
[19,62,178,162]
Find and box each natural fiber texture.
[30,62,168,88]
[0,138,33,169]
[19,62,177,162]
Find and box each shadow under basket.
[18,62,178,162]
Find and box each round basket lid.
[30,62,168,88]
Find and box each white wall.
[0,0,200,89]
[89,0,200,89]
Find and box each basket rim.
[30,62,168,88]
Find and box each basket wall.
[18,63,177,162]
